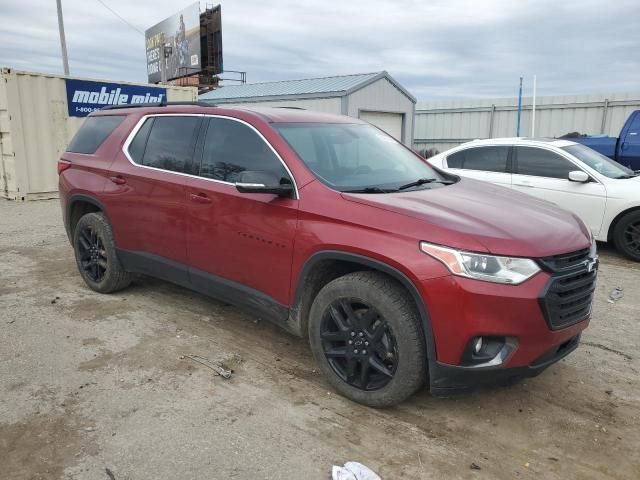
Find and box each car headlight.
[420,242,541,285]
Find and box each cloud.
[0,0,638,99]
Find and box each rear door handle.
[109,175,126,185]
[514,181,534,188]
[190,193,212,204]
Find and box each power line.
[94,0,144,35]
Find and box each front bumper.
[417,269,592,394]
[430,333,581,395]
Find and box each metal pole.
[531,75,537,137]
[56,0,70,75]
[488,104,496,138]
[600,98,609,134]
[516,77,523,136]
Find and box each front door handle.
[109,175,126,185]
[190,193,212,204]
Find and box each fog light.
[473,337,483,354]
[462,336,509,367]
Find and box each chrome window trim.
[121,113,299,199]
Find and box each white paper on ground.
[332,461,381,480]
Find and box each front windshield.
[275,123,452,192]
[561,144,635,179]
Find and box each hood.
[342,178,591,258]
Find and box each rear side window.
[514,147,576,179]
[129,116,201,173]
[67,115,125,154]
[199,118,287,182]
[446,146,510,173]
[128,118,154,164]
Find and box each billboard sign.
[145,2,201,83]
[65,79,167,117]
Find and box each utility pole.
[56,0,70,75]
[531,75,537,137]
[516,76,523,136]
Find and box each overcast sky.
[1,0,638,100]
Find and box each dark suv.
[59,104,597,407]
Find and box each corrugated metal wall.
[347,78,415,145]
[0,69,197,200]
[413,91,640,154]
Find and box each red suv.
[59,104,597,407]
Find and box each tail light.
[57,160,72,175]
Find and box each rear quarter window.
[446,146,509,172]
[66,115,125,154]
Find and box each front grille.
[539,258,597,330]
[538,247,590,272]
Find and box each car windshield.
[275,123,453,192]
[561,144,636,179]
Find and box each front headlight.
[420,242,541,285]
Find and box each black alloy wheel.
[320,298,398,391]
[613,210,640,261]
[622,219,640,256]
[77,225,108,282]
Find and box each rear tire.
[612,210,640,261]
[308,271,427,407]
[73,212,132,293]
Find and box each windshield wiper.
[397,177,454,190]
[343,186,397,194]
[615,174,639,179]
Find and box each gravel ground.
[1,199,638,480]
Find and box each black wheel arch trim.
[65,194,112,242]
[292,250,437,365]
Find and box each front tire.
[308,271,427,407]
[612,210,640,261]
[73,212,132,293]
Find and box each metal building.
[199,71,416,145]
[0,69,197,200]
[414,91,640,154]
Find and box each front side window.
[67,115,125,154]
[446,146,509,173]
[275,123,449,191]
[132,116,201,173]
[561,144,634,179]
[200,118,287,182]
[514,146,576,179]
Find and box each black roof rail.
[101,101,216,111]
[276,106,306,110]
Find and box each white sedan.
[429,138,640,260]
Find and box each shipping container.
[0,68,197,200]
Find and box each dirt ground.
[1,199,638,480]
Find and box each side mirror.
[568,170,590,183]
[235,170,293,197]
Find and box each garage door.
[359,111,403,141]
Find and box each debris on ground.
[605,389,613,396]
[332,462,381,480]
[470,462,481,470]
[105,467,116,480]
[181,354,233,379]
[608,287,624,303]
